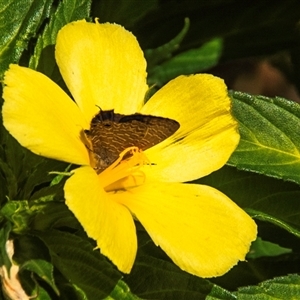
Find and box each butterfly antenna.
[95,105,103,111]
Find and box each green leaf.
[17,264,53,299]
[68,284,88,300]
[1,200,35,234]
[50,164,72,186]
[247,237,292,259]
[21,259,59,295]
[206,285,236,300]
[29,0,92,76]
[125,255,234,299]
[148,37,222,87]
[0,0,52,78]
[229,92,300,184]
[105,280,141,300]
[236,274,300,299]
[248,209,300,239]
[1,195,68,235]
[35,230,121,299]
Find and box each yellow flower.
[2,20,257,277]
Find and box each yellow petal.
[141,74,240,182]
[2,65,89,165]
[56,20,148,121]
[64,166,137,273]
[115,182,257,278]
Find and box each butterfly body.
[84,109,179,172]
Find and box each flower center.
[98,147,149,193]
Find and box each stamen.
[99,146,149,191]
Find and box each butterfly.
[84,109,180,173]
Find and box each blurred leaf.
[35,230,121,299]
[0,129,28,200]
[133,1,300,59]
[290,46,300,95]
[0,156,16,201]
[29,0,92,77]
[21,259,59,295]
[92,0,158,28]
[33,286,52,300]
[1,126,68,200]
[0,223,11,271]
[20,155,67,200]
[229,92,300,184]
[145,18,190,69]
[148,37,222,87]
[14,234,51,264]
[105,280,140,300]
[0,0,52,78]
[236,274,300,299]
[248,237,292,259]
[32,202,80,231]
[0,143,9,201]
[0,172,8,205]
[29,182,63,202]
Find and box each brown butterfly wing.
[85,110,179,172]
[118,114,179,150]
